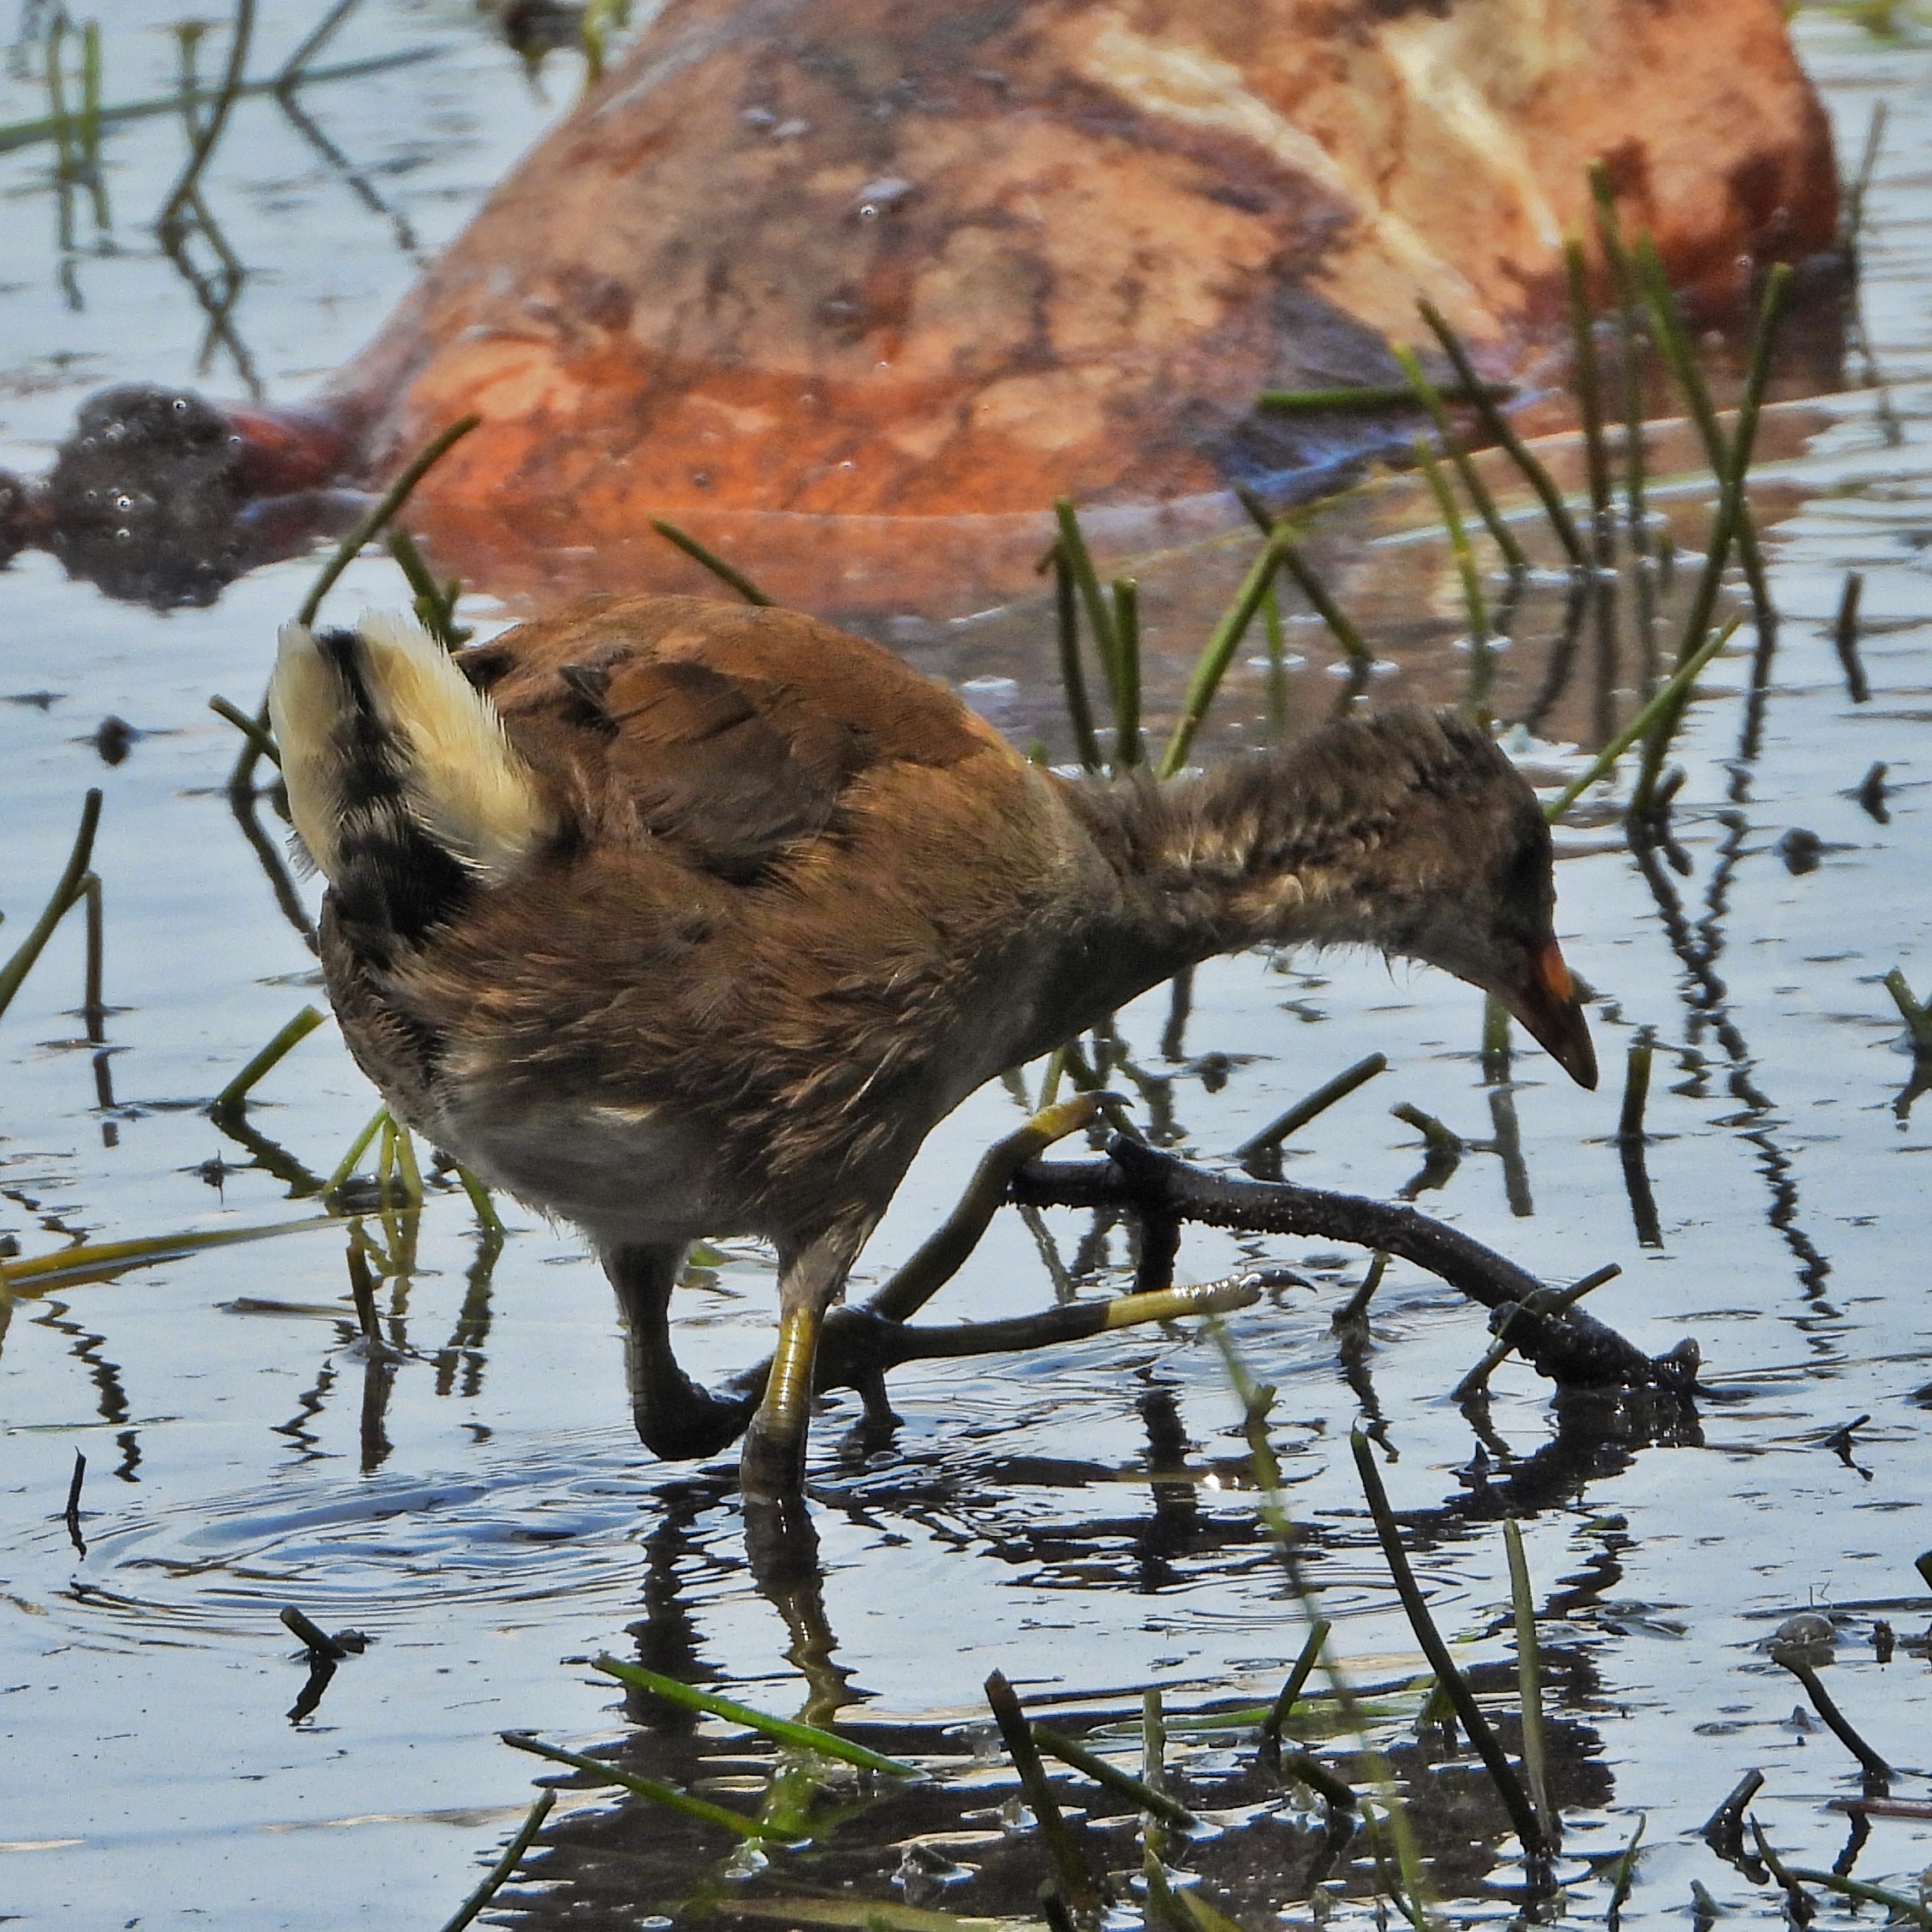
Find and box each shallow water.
[2,7,1931,1929]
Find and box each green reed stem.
[649,518,772,605]
[1031,1727,1197,1831]
[1233,488,1374,667]
[211,1006,325,1114]
[1235,1054,1387,1161]
[1350,1430,1549,1856]
[1,1214,337,1296]
[593,1657,924,1777]
[297,415,482,629]
[456,1165,505,1238]
[1412,434,1488,643]
[1564,234,1615,567]
[1262,1620,1331,1745]
[499,1731,771,1837]
[1886,970,1932,1052]
[325,1106,390,1196]
[1334,1252,1389,1327]
[437,1790,556,1932]
[1785,1867,1930,1930]
[1543,618,1736,822]
[229,413,481,794]
[1618,1038,1653,1142]
[1257,381,1511,412]
[277,0,361,90]
[388,528,470,649]
[1606,1814,1645,1928]
[1633,238,1774,626]
[1685,262,1790,657]
[985,1669,1104,1915]
[1110,577,1142,773]
[1158,534,1290,778]
[1054,500,1122,715]
[209,693,283,765]
[0,790,103,1023]
[0,46,439,156]
[1393,346,1527,573]
[157,0,253,241]
[1418,299,1586,567]
[1052,548,1103,773]
[1503,1519,1555,1843]
[1587,165,1649,552]
[868,1094,1105,1323]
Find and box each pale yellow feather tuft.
[268,613,553,887]
[351,611,552,876]
[269,620,349,881]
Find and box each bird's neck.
[1018,755,1387,1056]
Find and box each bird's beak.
[1497,939,1598,1088]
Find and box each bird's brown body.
[273,593,1594,1501]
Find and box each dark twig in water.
[1418,299,1586,567]
[1235,1053,1387,1170]
[1334,1252,1389,1327]
[1833,572,1869,703]
[437,1790,556,1932]
[62,1449,86,1555]
[985,1670,1106,1914]
[1352,1430,1551,1858]
[0,790,103,1023]
[279,1604,354,1659]
[649,518,773,606]
[1606,1814,1646,1932]
[1017,1139,1688,1392]
[79,872,104,1039]
[1770,1644,1891,1779]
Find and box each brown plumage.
[270,593,1595,1501]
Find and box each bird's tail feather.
[269,613,552,947]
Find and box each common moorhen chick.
[270,594,1595,1501]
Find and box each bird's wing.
[454,594,1010,882]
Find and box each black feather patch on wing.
[315,627,475,959]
